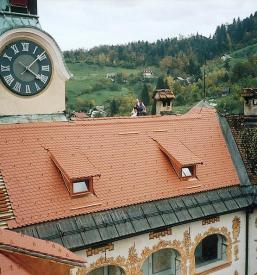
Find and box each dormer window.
[73,181,89,193]
[153,138,202,180]
[181,166,195,179]
[72,178,93,195]
[49,149,100,197]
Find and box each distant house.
[221,54,232,61]
[143,69,153,78]
[106,73,116,82]
[175,76,191,85]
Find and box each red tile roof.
[0,228,85,264]
[0,108,239,228]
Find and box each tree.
[156,76,169,89]
[160,56,173,71]
[110,99,119,116]
[141,84,150,106]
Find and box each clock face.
[0,40,52,96]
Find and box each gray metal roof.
[15,185,255,251]
[0,12,41,36]
[0,113,67,124]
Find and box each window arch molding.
[139,240,187,275]
[80,256,127,275]
[189,227,232,275]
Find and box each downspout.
[245,209,249,275]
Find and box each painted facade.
[74,212,251,275]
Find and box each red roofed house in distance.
[0,1,256,275]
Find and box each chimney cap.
[242,88,257,98]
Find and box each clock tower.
[0,0,70,117]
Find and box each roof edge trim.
[218,115,251,186]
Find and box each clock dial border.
[0,39,53,97]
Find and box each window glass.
[87,268,104,275]
[182,167,193,177]
[73,181,88,193]
[195,234,227,268]
[152,249,172,273]
[108,266,125,275]
[141,248,181,275]
[87,266,124,275]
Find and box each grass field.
[66,63,159,110]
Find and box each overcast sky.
[37,0,257,51]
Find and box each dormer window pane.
[73,181,88,193]
[182,167,192,177]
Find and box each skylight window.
[73,181,89,193]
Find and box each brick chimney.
[154,89,175,115]
[242,88,257,116]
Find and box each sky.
[38,0,257,51]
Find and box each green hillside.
[66,63,160,115]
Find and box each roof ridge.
[0,114,204,130]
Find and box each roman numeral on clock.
[38,53,47,61]
[25,85,31,94]
[33,46,38,54]
[42,65,50,72]
[11,44,19,55]
[21,42,29,52]
[1,65,10,72]
[3,53,12,61]
[35,82,40,92]
[4,74,14,86]
[40,74,48,84]
[13,82,21,93]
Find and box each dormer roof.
[154,138,202,166]
[49,148,100,182]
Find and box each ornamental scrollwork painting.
[79,255,127,275]
[234,244,239,261]
[80,230,190,275]
[232,216,241,242]
[183,229,191,256]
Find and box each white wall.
[249,208,257,275]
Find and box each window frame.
[181,165,196,180]
[195,234,228,274]
[71,177,93,196]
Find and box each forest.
[64,11,257,116]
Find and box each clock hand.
[19,62,41,80]
[20,51,46,75]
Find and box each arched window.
[195,234,227,269]
[87,265,125,275]
[141,248,181,275]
